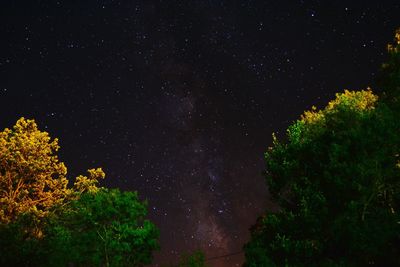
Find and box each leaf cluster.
[244,29,400,266]
[0,118,159,266]
[245,88,400,266]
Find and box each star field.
[1,1,400,266]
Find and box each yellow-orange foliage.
[300,89,378,125]
[0,118,104,224]
[387,28,400,53]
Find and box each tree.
[0,118,69,225]
[38,188,159,267]
[177,251,207,267]
[0,118,159,266]
[0,189,159,267]
[244,30,400,267]
[0,118,104,227]
[379,28,400,105]
[245,90,400,267]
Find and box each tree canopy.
[0,118,159,266]
[40,188,159,267]
[176,250,207,267]
[244,30,400,266]
[0,118,70,225]
[380,28,400,104]
[3,28,400,267]
[0,118,105,226]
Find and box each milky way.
[1,1,400,266]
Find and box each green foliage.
[0,118,159,266]
[177,250,207,267]
[42,188,159,267]
[245,87,400,266]
[0,213,46,266]
[380,28,400,104]
[0,189,159,267]
[244,29,400,266]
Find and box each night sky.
[1,1,400,266]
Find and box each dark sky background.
[1,1,399,266]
